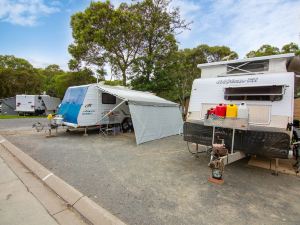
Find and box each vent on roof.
[227,60,269,74]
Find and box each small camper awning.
[96,85,183,144]
[97,85,177,106]
[41,96,61,111]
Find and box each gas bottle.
[215,104,227,117]
[226,104,237,118]
[237,102,249,119]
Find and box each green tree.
[130,44,236,117]
[0,55,43,98]
[0,55,33,70]
[41,64,65,96]
[131,0,189,82]
[53,69,96,98]
[69,1,143,86]
[0,68,43,98]
[44,64,63,73]
[196,44,238,62]
[0,54,98,99]
[69,0,188,86]
[104,80,123,86]
[246,43,300,58]
[281,42,300,55]
[131,44,238,107]
[246,44,280,58]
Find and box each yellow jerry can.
[226,104,237,118]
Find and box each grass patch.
[0,115,46,119]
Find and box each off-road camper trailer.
[184,53,300,172]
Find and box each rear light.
[31,105,34,108]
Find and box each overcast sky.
[0,0,299,70]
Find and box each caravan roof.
[197,53,295,68]
[197,53,297,78]
[96,84,177,106]
[69,83,178,107]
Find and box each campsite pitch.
[0,118,300,225]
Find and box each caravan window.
[224,85,284,101]
[227,60,269,74]
[102,93,116,104]
[62,87,88,104]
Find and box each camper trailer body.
[188,73,294,133]
[58,84,130,128]
[16,94,60,115]
[184,53,296,159]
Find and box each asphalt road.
[0,117,47,130]
[1,118,300,225]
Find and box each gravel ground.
[1,118,300,225]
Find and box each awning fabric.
[129,104,183,144]
[41,96,61,111]
[96,84,183,144]
[97,85,177,106]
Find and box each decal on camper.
[216,77,258,85]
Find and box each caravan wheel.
[122,118,134,133]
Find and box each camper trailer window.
[225,85,283,101]
[102,93,116,104]
[62,87,87,104]
[227,60,269,74]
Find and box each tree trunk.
[122,69,126,86]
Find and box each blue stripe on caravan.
[58,86,88,124]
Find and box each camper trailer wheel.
[122,118,133,132]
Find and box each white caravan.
[184,53,300,163]
[57,84,183,144]
[16,94,61,115]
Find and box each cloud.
[176,0,300,57]
[0,0,60,26]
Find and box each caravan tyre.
[122,118,134,133]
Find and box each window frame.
[224,85,285,101]
[102,92,117,104]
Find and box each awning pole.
[98,100,126,123]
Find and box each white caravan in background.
[16,94,61,115]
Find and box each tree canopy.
[131,44,238,107]
[0,55,96,99]
[0,55,33,70]
[246,42,300,58]
[69,0,188,86]
[68,0,240,107]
